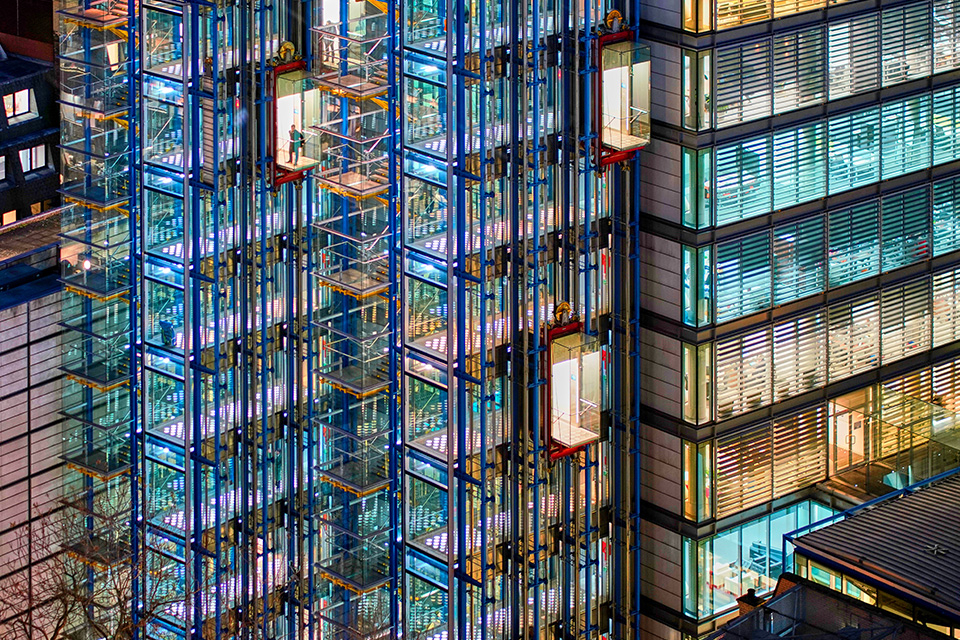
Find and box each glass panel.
[715,138,771,225]
[934,0,960,73]
[828,107,879,194]
[600,42,650,151]
[828,15,879,100]
[408,473,448,555]
[773,122,825,210]
[773,216,824,305]
[933,85,960,165]
[772,311,826,401]
[881,95,931,180]
[828,201,880,288]
[716,231,771,322]
[773,27,825,114]
[828,294,880,381]
[716,0,770,30]
[716,328,771,418]
[717,425,772,517]
[715,40,771,128]
[881,186,931,272]
[935,175,960,256]
[881,4,931,87]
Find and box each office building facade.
[0,214,64,636]
[55,0,648,639]
[636,0,960,638]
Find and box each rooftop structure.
[791,470,960,634]
[711,575,951,640]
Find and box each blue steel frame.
[58,0,641,634]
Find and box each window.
[682,440,714,521]
[934,0,960,72]
[682,343,713,424]
[715,139,771,225]
[716,328,771,418]
[682,50,712,130]
[934,268,960,346]
[773,406,827,497]
[828,201,880,288]
[0,157,5,181]
[773,217,824,305]
[828,107,879,194]
[773,312,826,401]
[933,85,960,165]
[716,0,770,30]
[881,187,930,272]
[2,210,15,226]
[828,15,879,100]
[881,280,931,364]
[682,245,713,326]
[773,122,826,210]
[931,274,960,360]
[717,425,772,518]
[773,0,825,19]
[828,294,880,381]
[19,145,47,173]
[716,231,771,322]
[682,147,712,228]
[881,4,931,86]
[684,501,832,620]
[683,0,713,32]
[3,89,36,122]
[934,175,960,256]
[881,95,931,180]
[716,41,771,128]
[773,28,826,114]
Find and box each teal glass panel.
[716,231,771,322]
[934,175,960,256]
[828,201,880,287]
[716,138,772,225]
[773,216,824,305]
[881,186,930,272]
[828,107,879,194]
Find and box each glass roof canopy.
[829,385,960,498]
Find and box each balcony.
[316,538,391,594]
[315,587,392,640]
[63,530,130,569]
[60,150,131,206]
[315,484,392,537]
[59,59,128,115]
[60,104,129,158]
[62,342,131,394]
[62,437,130,480]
